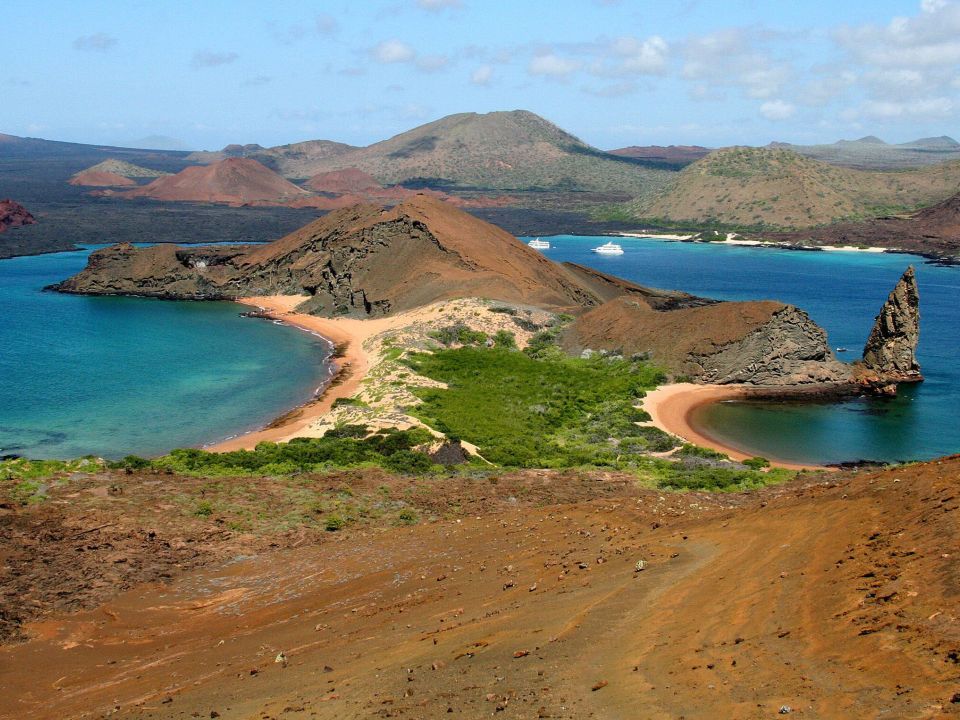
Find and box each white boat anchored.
[591,241,624,255]
[527,237,551,250]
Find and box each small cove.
[540,235,959,464]
[0,246,331,459]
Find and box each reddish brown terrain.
[306,168,384,194]
[116,158,309,205]
[69,169,137,187]
[776,191,960,258]
[0,199,36,232]
[2,458,959,719]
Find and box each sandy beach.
[208,296,405,451]
[642,383,828,471]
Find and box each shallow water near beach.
[0,246,330,459]
[539,235,959,464]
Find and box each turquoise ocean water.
[0,246,330,459]
[536,236,959,465]
[3,238,958,464]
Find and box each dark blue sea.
[536,236,959,464]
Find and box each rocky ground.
[2,457,959,719]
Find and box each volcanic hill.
[628,146,960,229]
[56,195,893,388]
[0,199,36,233]
[115,157,309,205]
[774,134,960,170]
[70,159,169,187]
[242,110,673,195]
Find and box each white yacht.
[591,241,624,255]
[527,237,551,250]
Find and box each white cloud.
[191,51,239,70]
[682,28,793,100]
[861,96,954,118]
[372,40,416,63]
[73,33,117,52]
[582,81,638,97]
[416,54,450,72]
[603,35,669,75]
[529,52,581,78]
[470,65,493,86]
[416,0,461,10]
[760,100,796,120]
[836,1,960,67]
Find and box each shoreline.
[642,383,830,472]
[207,297,389,452]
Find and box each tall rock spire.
[861,266,922,385]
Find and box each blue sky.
[3,0,959,150]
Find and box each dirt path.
[2,459,958,719]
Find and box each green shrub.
[324,423,369,439]
[325,514,346,531]
[194,500,214,517]
[383,450,434,474]
[676,444,729,460]
[743,456,771,469]
[493,330,517,349]
[108,455,152,470]
[397,509,418,525]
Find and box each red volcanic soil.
[305,167,383,194]
[0,199,36,232]
[2,459,960,718]
[120,157,309,205]
[69,170,137,187]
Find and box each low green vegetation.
[112,426,443,477]
[406,345,674,467]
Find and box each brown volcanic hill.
[117,158,309,205]
[254,110,673,195]
[775,191,960,258]
[305,168,383,194]
[563,294,848,385]
[0,199,36,233]
[74,159,169,179]
[628,146,960,229]
[608,144,711,168]
[56,195,598,314]
[69,170,137,187]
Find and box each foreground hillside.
[629,146,960,229]
[1,456,958,719]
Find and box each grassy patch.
[148,427,439,477]
[406,346,671,467]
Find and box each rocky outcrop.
[0,200,36,233]
[690,306,848,385]
[563,296,849,386]
[860,266,922,389]
[54,196,602,314]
